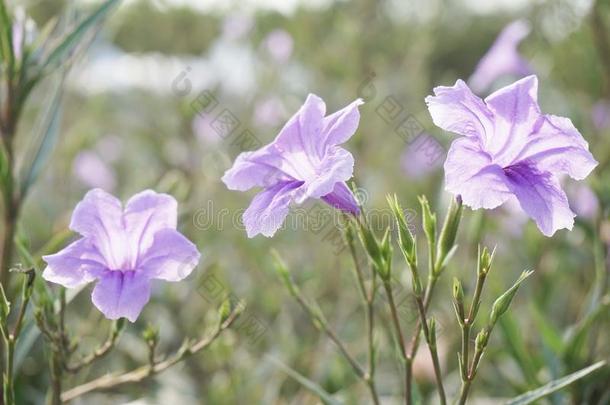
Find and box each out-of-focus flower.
[568,183,599,221]
[592,100,610,131]
[263,29,294,63]
[400,133,443,179]
[42,189,200,322]
[253,96,287,127]
[73,151,117,191]
[426,75,597,236]
[11,6,35,61]
[95,135,124,163]
[222,94,363,237]
[468,20,532,93]
[222,13,254,41]
[192,114,221,145]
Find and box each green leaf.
[0,0,14,67]
[267,356,343,405]
[504,361,606,405]
[498,313,541,387]
[19,71,66,198]
[40,0,119,71]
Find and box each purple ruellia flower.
[426,75,597,236]
[469,20,532,93]
[43,189,200,322]
[222,94,363,238]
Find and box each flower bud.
[452,277,465,322]
[475,329,489,351]
[435,196,463,272]
[428,317,437,347]
[489,270,533,325]
[387,194,416,265]
[142,323,159,346]
[271,250,299,296]
[478,245,495,277]
[418,195,437,247]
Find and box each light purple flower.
[222,94,363,238]
[43,189,200,322]
[592,100,610,131]
[264,29,293,63]
[469,20,532,93]
[254,96,287,127]
[73,151,117,191]
[568,183,599,221]
[400,133,444,179]
[426,75,597,236]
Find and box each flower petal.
[69,189,127,270]
[139,229,200,281]
[124,190,178,262]
[504,162,575,236]
[483,75,540,164]
[91,270,151,322]
[294,147,354,203]
[243,181,303,238]
[321,98,364,150]
[221,146,294,191]
[514,114,598,180]
[42,239,106,288]
[321,182,360,214]
[425,79,494,142]
[275,93,326,158]
[444,137,512,209]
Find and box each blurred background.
[12,0,610,403]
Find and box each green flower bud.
[489,270,533,325]
[452,277,465,322]
[418,195,437,247]
[478,245,495,277]
[435,196,463,273]
[387,194,416,264]
[142,323,159,346]
[271,250,299,296]
[475,329,489,351]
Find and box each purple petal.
[444,137,512,209]
[275,93,326,159]
[321,182,359,214]
[425,80,494,142]
[124,190,178,260]
[91,270,151,322]
[69,189,128,270]
[243,181,303,238]
[294,147,354,203]
[321,98,364,150]
[139,229,200,281]
[504,162,575,236]
[483,75,540,165]
[514,114,598,180]
[42,239,106,288]
[221,146,293,191]
[469,20,532,93]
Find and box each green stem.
[415,297,446,405]
[382,281,409,405]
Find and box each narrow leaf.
[504,361,606,405]
[267,356,343,405]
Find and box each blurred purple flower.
[192,114,221,145]
[568,183,599,221]
[592,100,610,131]
[43,189,200,322]
[254,96,287,127]
[222,94,363,237]
[426,75,597,236]
[400,133,443,179]
[96,135,124,163]
[469,20,532,93]
[264,29,293,63]
[73,151,117,191]
[222,13,254,41]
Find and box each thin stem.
[61,308,241,402]
[290,284,366,380]
[64,321,123,373]
[382,280,409,405]
[414,297,446,405]
[345,225,380,405]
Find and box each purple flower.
[400,133,444,179]
[42,189,200,322]
[592,100,610,131]
[426,75,597,236]
[468,20,532,93]
[264,29,294,63]
[73,151,117,191]
[222,94,363,238]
